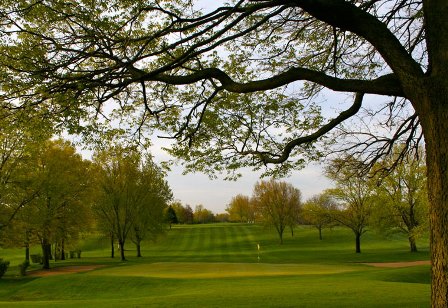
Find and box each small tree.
[252,179,302,244]
[302,192,337,240]
[226,194,252,223]
[326,159,374,253]
[165,206,178,229]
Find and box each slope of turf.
[0,223,430,307]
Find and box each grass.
[0,224,430,307]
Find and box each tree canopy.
[1,0,448,306]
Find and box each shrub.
[0,259,10,279]
[30,254,42,264]
[18,260,30,276]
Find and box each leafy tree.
[193,205,215,224]
[18,139,93,269]
[326,159,373,253]
[165,206,178,229]
[226,194,253,223]
[129,157,171,257]
[94,145,171,260]
[172,203,195,224]
[302,191,337,240]
[370,147,428,252]
[0,112,51,234]
[215,213,230,223]
[170,201,187,224]
[183,205,195,225]
[2,0,448,304]
[252,179,302,244]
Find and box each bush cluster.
[0,259,10,278]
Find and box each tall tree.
[0,111,51,234]
[165,206,178,229]
[226,194,253,223]
[131,158,172,257]
[252,179,302,244]
[20,139,93,269]
[2,0,448,305]
[326,159,373,253]
[370,147,428,252]
[94,145,171,261]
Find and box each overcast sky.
[150,136,333,213]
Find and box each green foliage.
[0,259,9,278]
[369,146,428,252]
[93,143,172,260]
[226,194,255,223]
[165,206,178,225]
[302,191,338,239]
[193,205,215,224]
[252,179,302,244]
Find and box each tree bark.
[41,238,51,269]
[110,232,115,258]
[418,87,448,307]
[25,230,30,262]
[136,242,142,258]
[25,244,30,263]
[355,232,361,254]
[318,226,323,241]
[408,235,418,253]
[61,239,65,260]
[119,239,126,261]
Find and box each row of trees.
[168,202,225,225]
[0,135,172,267]
[227,147,428,252]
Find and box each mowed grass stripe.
[174,226,196,261]
[90,262,362,279]
[0,223,431,307]
[223,224,255,262]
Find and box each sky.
[164,164,333,214]
[150,137,333,214]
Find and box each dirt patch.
[27,265,106,277]
[363,260,430,268]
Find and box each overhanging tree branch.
[136,68,403,97]
[242,92,364,164]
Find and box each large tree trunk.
[60,239,65,260]
[355,232,361,254]
[420,93,448,307]
[408,235,418,253]
[41,237,51,269]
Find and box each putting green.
[90,262,363,279]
